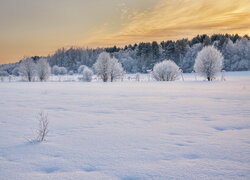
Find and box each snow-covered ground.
[0,71,250,179]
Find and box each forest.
[1,34,249,75]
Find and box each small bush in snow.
[194,46,223,81]
[78,65,87,74]
[81,67,93,82]
[36,111,49,142]
[26,111,49,143]
[52,65,67,75]
[19,58,36,82]
[52,65,60,75]
[152,60,181,81]
[59,67,67,75]
[36,58,51,81]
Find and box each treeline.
[48,33,250,73]
[1,34,250,75]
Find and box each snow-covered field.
[1,71,250,180]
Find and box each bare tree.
[36,58,51,81]
[36,111,49,142]
[194,46,223,81]
[19,58,36,82]
[25,111,49,143]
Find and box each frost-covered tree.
[81,67,93,82]
[109,57,124,82]
[36,59,51,81]
[194,46,223,81]
[94,52,124,82]
[152,60,181,81]
[94,52,111,82]
[19,58,36,82]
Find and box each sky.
[0,0,249,65]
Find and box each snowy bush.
[19,58,36,82]
[52,65,67,75]
[59,67,67,75]
[194,46,223,81]
[36,58,51,81]
[81,67,93,82]
[78,65,87,74]
[94,52,124,82]
[152,60,181,81]
[52,65,60,75]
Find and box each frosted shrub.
[78,65,87,74]
[59,67,67,75]
[52,65,60,75]
[152,60,181,81]
[81,67,93,82]
[52,65,67,75]
[36,58,51,81]
[19,58,36,82]
[194,46,223,81]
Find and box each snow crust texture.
[0,72,250,179]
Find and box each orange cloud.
[86,0,250,47]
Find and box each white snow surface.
[1,71,250,180]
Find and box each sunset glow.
[0,0,249,64]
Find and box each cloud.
[86,0,250,47]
